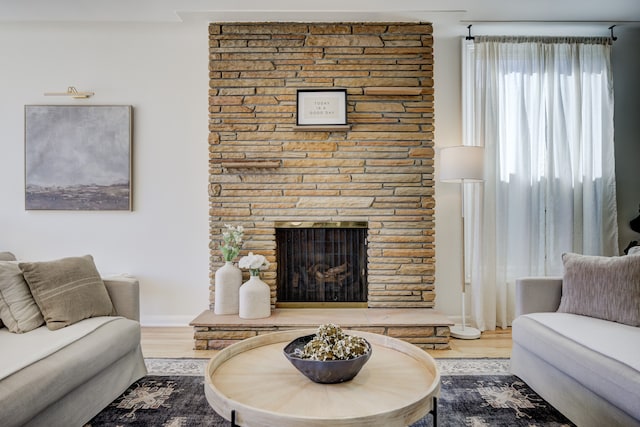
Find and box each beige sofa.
[512,267,640,427]
[0,252,147,427]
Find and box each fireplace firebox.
[275,222,367,307]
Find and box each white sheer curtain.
[463,36,619,330]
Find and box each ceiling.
[1,0,639,36]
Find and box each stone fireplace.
[207,21,436,309]
[193,22,451,350]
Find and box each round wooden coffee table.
[204,329,440,427]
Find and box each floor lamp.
[439,146,484,340]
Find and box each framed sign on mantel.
[296,89,347,126]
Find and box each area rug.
[85,358,575,427]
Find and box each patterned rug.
[86,358,575,427]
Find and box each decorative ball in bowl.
[283,324,372,384]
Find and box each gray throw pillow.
[0,252,17,261]
[0,261,45,333]
[558,252,640,326]
[19,255,115,331]
[0,253,17,329]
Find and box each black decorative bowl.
[283,334,372,384]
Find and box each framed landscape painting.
[24,105,132,210]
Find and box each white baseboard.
[448,314,463,324]
[140,315,195,327]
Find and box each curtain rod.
[460,20,639,24]
[464,24,618,42]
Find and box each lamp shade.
[439,146,484,182]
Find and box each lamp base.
[450,325,481,340]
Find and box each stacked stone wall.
[208,22,435,309]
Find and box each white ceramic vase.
[214,261,242,315]
[239,274,271,319]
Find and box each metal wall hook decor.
[608,25,618,41]
[466,24,475,41]
[44,86,94,99]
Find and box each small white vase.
[239,275,271,319]
[214,261,242,315]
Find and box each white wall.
[1,19,635,327]
[0,19,469,326]
[0,22,210,325]
[432,22,466,318]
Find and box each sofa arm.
[515,277,563,317]
[103,276,140,321]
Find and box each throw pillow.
[0,261,45,333]
[19,255,115,331]
[0,253,17,329]
[558,252,640,326]
[0,252,16,261]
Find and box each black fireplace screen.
[276,227,367,304]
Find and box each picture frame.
[24,105,133,211]
[296,89,347,126]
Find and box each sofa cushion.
[0,316,118,381]
[512,312,640,421]
[19,255,115,330]
[0,317,146,427]
[0,261,44,333]
[558,252,640,326]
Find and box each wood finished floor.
[141,326,512,359]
